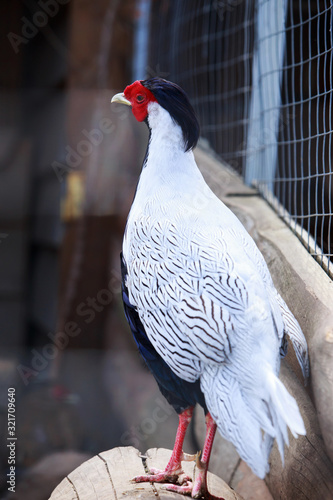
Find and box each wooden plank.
[266,363,333,500]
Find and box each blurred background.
[1,1,177,498]
[0,0,332,498]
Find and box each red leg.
[192,412,218,498]
[133,406,196,484]
[166,412,225,499]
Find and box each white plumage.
[122,99,308,478]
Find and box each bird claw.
[132,451,225,499]
[162,480,193,495]
[162,454,225,500]
[182,451,200,462]
[132,469,181,484]
[194,451,205,470]
[164,480,225,499]
[132,465,193,487]
[133,449,199,486]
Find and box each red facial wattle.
[123,80,157,122]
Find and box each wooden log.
[266,363,333,500]
[49,446,244,499]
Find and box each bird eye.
[136,94,145,103]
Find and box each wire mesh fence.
[147,0,333,276]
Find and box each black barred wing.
[124,217,265,383]
[275,293,309,378]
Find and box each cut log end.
[49,446,244,499]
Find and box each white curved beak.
[111,92,131,106]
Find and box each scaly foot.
[162,454,225,499]
[132,451,197,485]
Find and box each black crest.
[141,77,200,152]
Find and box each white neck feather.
[140,103,203,185]
[123,102,208,240]
[147,102,185,155]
